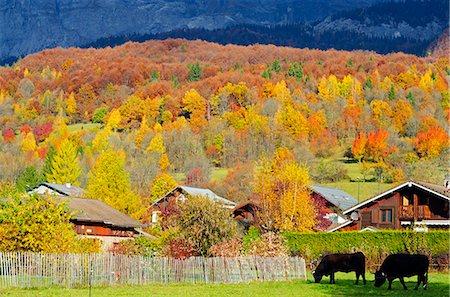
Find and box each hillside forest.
[0,39,448,234]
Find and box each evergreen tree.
[388,85,396,101]
[16,166,44,191]
[187,62,201,81]
[46,139,81,185]
[42,145,56,180]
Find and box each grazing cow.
[313,252,366,284]
[374,254,429,290]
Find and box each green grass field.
[1,273,448,297]
[319,161,395,202]
[174,168,229,184]
[67,123,102,132]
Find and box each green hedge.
[283,231,449,267]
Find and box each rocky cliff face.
[0,0,379,62]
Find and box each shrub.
[313,160,348,183]
[92,107,109,124]
[283,231,449,270]
[111,236,160,256]
[178,196,240,256]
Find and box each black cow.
[374,254,429,290]
[313,252,366,284]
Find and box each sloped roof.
[343,180,450,215]
[29,182,84,197]
[55,196,144,228]
[153,185,236,207]
[180,186,236,206]
[311,185,358,211]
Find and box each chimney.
[65,183,72,188]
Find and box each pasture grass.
[67,123,102,132]
[321,181,394,202]
[0,272,448,297]
[173,168,229,184]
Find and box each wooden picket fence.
[0,252,306,288]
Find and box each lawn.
[1,272,448,297]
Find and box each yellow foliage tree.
[418,69,434,93]
[159,153,171,172]
[150,173,178,202]
[254,147,316,232]
[92,128,112,153]
[46,139,81,185]
[275,104,309,139]
[182,89,207,132]
[370,100,392,128]
[272,80,292,103]
[135,116,150,148]
[146,132,166,154]
[66,92,77,116]
[107,109,122,131]
[86,150,143,219]
[392,99,414,134]
[21,132,37,152]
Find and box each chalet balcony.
[399,205,432,220]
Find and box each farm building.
[329,180,450,232]
[151,185,236,224]
[232,185,357,231]
[28,182,145,250]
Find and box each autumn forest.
[0,39,448,233]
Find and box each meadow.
[0,272,448,297]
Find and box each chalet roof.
[311,185,358,211]
[28,182,84,197]
[55,196,144,228]
[327,220,354,232]
[343,180,450,215]
[154,185,236,207]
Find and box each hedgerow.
[283,231,449,269]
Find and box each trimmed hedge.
[283,231,449,268]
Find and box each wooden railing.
[0,252,306,288]
[399,205,431,219]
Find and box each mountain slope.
[0,0,380,63]
[84,0,449,56]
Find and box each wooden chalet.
[329,180,450,232]
[151,185,236,224]
[29,183,145,250]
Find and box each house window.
[381,209,393,223]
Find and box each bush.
[283,231,449,270]
[92,107,109,124]
[179,196,240,256]
[313,160,348,183]
[110,236,159,256]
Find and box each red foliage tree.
[2,128,15,143]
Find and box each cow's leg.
[330,273,335,284]
[387,278,393,290]
[414,274,422,290]
[355,272,359,285]
[399,277,407,290]
[362,272,366,285]
[423,272,428,290]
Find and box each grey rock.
[0,0,379,60]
